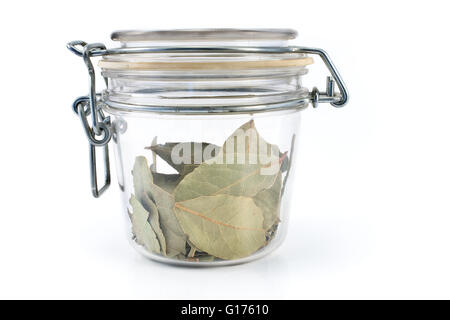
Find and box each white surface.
[1,0,450,299]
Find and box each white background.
[0,0,449,299]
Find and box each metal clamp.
[69,42,112,198]
[298,47,349,108]
[67,40,348,197]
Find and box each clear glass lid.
[110,28,298,47]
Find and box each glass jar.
[67,29,348,266]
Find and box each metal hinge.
[69,41,112,198]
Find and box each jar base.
[129,237,284,267]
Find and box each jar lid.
[68,29,348,117]
[99,28,313,71]
[111,28,298,42]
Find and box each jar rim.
[102,97,309,115]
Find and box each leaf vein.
[174,202,264,232]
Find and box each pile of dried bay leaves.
[129,120,294,262]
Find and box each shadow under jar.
[67,29,348,266]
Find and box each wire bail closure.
[67,40,349,197]
[69,42,112,197]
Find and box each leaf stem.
[188,246,197,258]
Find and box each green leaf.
[254,170,283,231]
[217,120,278,160]
[132,158,167,254]
[140,195,167,255]
[174,120,280,202]
[147,174,187,257]
[133,156,185,257]
[174,195,266,260]
[130,195,161,254]
[174,163,279,202]
[152,172,182,194]
[132,156,154,204]
[132,120,287,261]
[147,142,219,176]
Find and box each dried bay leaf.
[214,120,279,165]
[174,195,266,260]
[132,158,167,254]
[133,156,186,257]
[174,120,280,202]
[147,175,187,257]
[174,163,278,202]
[254,170,283,231]
[132,120,288,261]
[147,142,219,176]
[130,196,161,254]
[149,163,182,194]
[152,172,182,194]
[132,156,154,204]
[140,195,167,255]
